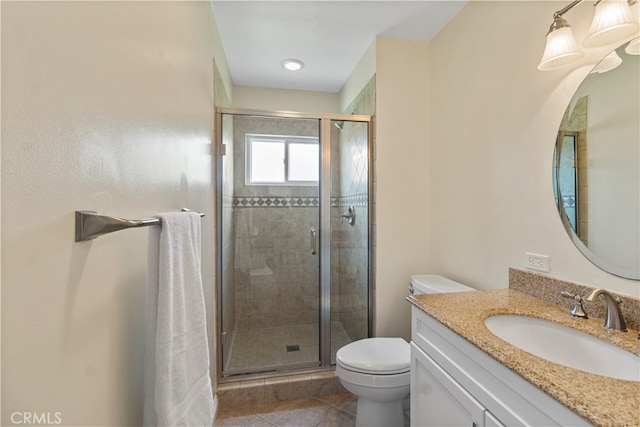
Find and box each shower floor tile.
[224,322,351,374]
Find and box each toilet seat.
[336,363,410,388]
[336,337,410,375]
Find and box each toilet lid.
[336,337,410,374]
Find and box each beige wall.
[428,1,640,297]
[1,2,221,425]
[374,37,430,340]
[232,85,340,113]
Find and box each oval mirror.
[553,40,640,280]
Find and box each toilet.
[335,274,475,427]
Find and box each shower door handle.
[310,228,317,255]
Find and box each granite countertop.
[408,289,640,427]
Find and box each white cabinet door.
[411,342,486,427]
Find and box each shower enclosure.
[216,110,372,378]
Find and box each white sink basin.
[484,315,640,382]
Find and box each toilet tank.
[409,274,474,295]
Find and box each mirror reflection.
[553,41,639,280]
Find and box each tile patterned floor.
[224,322,351,374]
[215,393,357,427]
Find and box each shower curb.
[216,370,346,409]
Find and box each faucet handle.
[560,291,588,319]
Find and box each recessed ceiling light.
[281,59,304,71]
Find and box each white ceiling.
[210,1,467,93]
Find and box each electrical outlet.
[525,252,550,273]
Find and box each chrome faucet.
[584,288,627,332]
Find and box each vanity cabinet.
[410,306,590,427]
[412,342,498,427]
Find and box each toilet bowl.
[335,275,475,427]
[336,337,410,427]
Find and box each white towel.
[144,212,214,427]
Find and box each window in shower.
[246,134,319,185]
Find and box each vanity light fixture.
[538,0,640,71]
[281,59,305,71]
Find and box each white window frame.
[245,134,319,186]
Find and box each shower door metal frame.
[214,108,373,381]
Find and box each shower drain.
[286,345,300,352]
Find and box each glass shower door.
[217,111,371,378]
[328,119,370,363]
[219,113,322,376]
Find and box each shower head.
[334,120,344,130]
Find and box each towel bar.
[75,209,205,242]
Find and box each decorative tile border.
[333,194,368,207]
[232,194,368,208]
[233,197,319,208]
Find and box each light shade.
[583,0,640,48]
[590,50,623,73]
[538,26,585,70]
[625,36,640,54]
